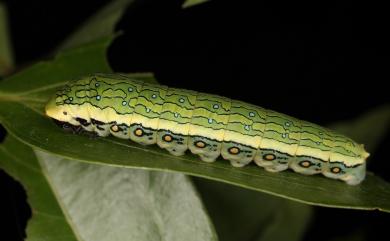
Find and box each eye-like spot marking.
[263,154,276,161]
[319,132,323,135]
[316,142,320,145]
[134,128,144,137]
[195,141,206,148]
[163,134,173,142]
[146,108,151,113]
[96,95,101,100]
[331,167,341,174]
[249,112,255,117]
[69,97,73,101]
[244,125,250,131]
[174,113,179,118]
[213,104,219,109]
[128,87,133,92]
[63,111,68,115]
[111,125,119,132]
[121,101,127,106]
[299,161,312,168]
[282,133,287,138]
[228,147,240,155]
[95,83,99,87]
[179,98,185,103]
[208,118,213,124]
[285,122,291,127]
[152,94,157,99]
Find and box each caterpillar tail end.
[341,144,369,185]
[343,162,366,185]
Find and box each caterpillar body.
[45,73,369,185]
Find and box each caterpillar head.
[45,78,86,124]
[45,94,74,123]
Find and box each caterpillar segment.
[45,73,370,185]
[157,87,198,156]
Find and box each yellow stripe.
[260,138,298,156]
[295,146,331,161]
[223,130,260,148]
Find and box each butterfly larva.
[45,73,369,185]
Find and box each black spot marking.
[96,126,104,131]
[53,119,83,134]
[76,117,90,127]
[63,111,68,115]
[91,118,105,126]
[144,131,154,136]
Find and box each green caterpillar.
[45,73,369,185]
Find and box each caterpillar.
[45,73,369,185]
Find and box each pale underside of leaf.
[34,149,218,241]
[0,135,218,241]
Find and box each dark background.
[1,0,389,240]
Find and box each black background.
[1,0,389,240]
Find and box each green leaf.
[0,135,218,241]
[58,0,135,50]
[0,37,113,94]
[1,29,390,213]
[182,0,210,8]
[0,135,77,241]
[0,2,14,76]
[2,67,390,213]
[194,177,312,241]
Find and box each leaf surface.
[0,135,217,241]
